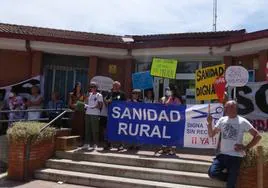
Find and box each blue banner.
[107,101,186,146]
[132,71,153,90]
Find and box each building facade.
[0,23,268,103]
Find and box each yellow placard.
[150,58,178,79]
[195,64,225,101]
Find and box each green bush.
[242,132,268,168]
[7,122,55,144]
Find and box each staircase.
[34,149,225,188]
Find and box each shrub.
[7,122,55,144]
[241,132,268,168]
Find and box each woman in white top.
[27,86,43,120]
[84,82,103,150]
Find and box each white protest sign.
[184,103,223,149]
[90,76,114,91]
[225,66,249,87]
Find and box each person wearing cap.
[127,89,143,151]
[84,82,103,150]
[129,89,143,102]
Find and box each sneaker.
[155,147,168,154]
[168,148,176,155]
[117,145,124,151]
[93,144,97,150]
[82,144,90,150]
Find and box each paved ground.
[0,179,96,188]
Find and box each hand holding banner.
[107,102,223,149]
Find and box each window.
[176,62,199,73]
[43,54,89,105]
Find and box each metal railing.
[40,109,72,132]
[0,108,72,123]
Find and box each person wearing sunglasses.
[83,82,103,150]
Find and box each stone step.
[46,159,225,188]
[35,168,217,188]
[55,136,80,151]
[55,150,211,173]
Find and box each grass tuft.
[242,132,268,168]
[7,122,55,144]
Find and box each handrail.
[0,108,70,113]
[40,109,73,132]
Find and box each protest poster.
[132,71,153,90]
[90,76,114,91]
[107,101,223,148]
[195,64,225,101]
[225,66,249,87]
[150,58,178,79]
[229,82,268,132]
[184,103,222,148]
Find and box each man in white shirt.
[207,100,261,188]
[84,82,103,150]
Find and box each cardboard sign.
[225,66,249,87]
[195,64,225,101]
[132,71,153,90]
[151,58,178,79]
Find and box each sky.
[0,0,267,35]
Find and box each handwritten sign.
[151,58,178,79]
[132,71,153,90]
[225,66,249,87]
[91,76,114,91]
[195,64,225,101]
[184,104,222,148]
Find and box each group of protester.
[67,80,184,154]
[0,79,263,188]
[0,86,44,124]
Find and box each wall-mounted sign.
[108,64,117,74]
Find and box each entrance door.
[43,54,89,105]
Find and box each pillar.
[257,50,268,81]
[31,51,43,77]
[88,56,98,81]
[124,58,134,95]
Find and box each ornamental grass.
[241,132,268,168]
[7,121,55,144]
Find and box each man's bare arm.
[207,115,221,137]
[235,128,261,152]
